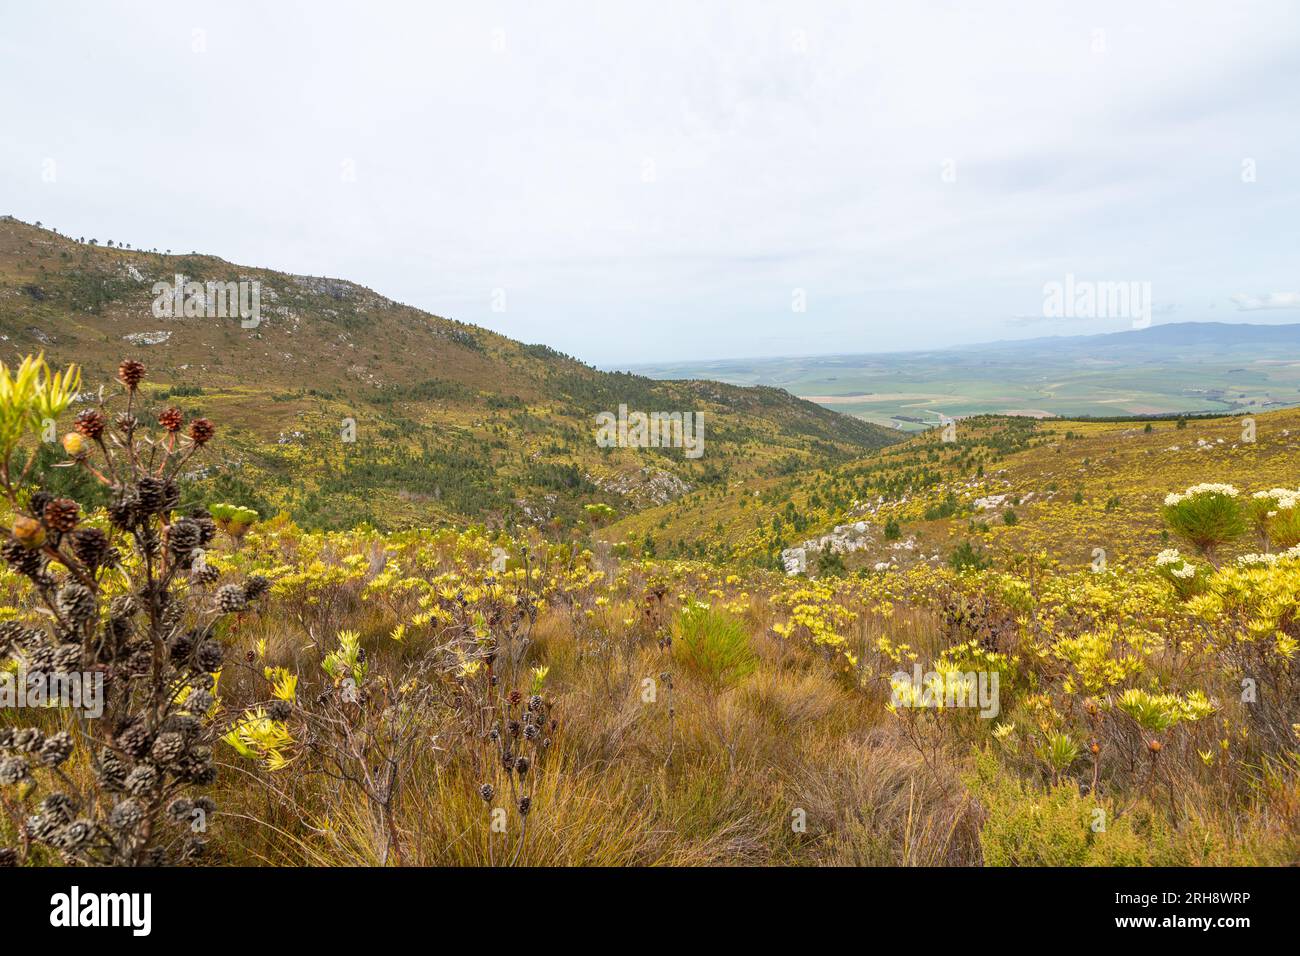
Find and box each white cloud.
[1231,292,1300,311]
[1,1,1298,363]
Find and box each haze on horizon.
[2,1,1298,367]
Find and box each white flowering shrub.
[1162,483,1245,560]
[1248,488,1300,550]
[1153,548,1210,599]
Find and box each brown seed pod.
[74,408,107,440]
[158,407,184,432]
[118,359,146,390]
[188,418,215,445]
[43,498,81,533]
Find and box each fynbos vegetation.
[0,357,267,865]
[2,355,1297,868]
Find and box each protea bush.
[0,356,267,865]
[1253,488,1300,550]
[1162,483,1246,561]
[209,502,259,547]
[1153,548,1210,599]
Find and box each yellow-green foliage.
[970,753,1241,866]
[5,389,1299,865]
[673,600,757,690]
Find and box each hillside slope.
[605,405,1300,570]
[0,216,899,528]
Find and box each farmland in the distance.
[629,323,1300,430]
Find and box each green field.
[630,323,1300,431]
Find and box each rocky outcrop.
[781,520,874,575]
[589,468,692,508]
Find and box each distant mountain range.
[963,321,1300,354]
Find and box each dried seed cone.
[214,584,247,614]
[110,799,144,831]
[107,491,138,530]
[166,797,195,824]
[118,359,146,389]
[190,565,219,586]
[43,498,80,533]
[55,583,96,625]
[135,477,165,514]
[196,639,224,671]
[243,574,270,601]
[74,408,107,439]
[124,764,158,797]
[39,732,73,767]
[189,509,218,546]
[97,748,128,789]
[0,757,29,786]
[2,536,45,577]
[150,732,186,766]
[167,518,202,560]
[158,406,185,432]
[188,418,215,445]
[55,819,94,852]
[116,724,152,759]
[70,527,110,569]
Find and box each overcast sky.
[2,1,1297,366]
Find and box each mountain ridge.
[619,320,1300,370]
[0,216,900,531]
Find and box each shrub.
[970,753,1185,866]
[815,547,847,578]
[1153,548,1210,599]
[0,356,268,865]
[673,601,756,690]
[1260,490,1300,549]
[949,540,990,572]
[1162,484,1245,558]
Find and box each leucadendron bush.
[2,353,1297,867]
[0,357,267,865]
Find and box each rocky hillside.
[0,216,900,529]
[605,405,1300,570]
